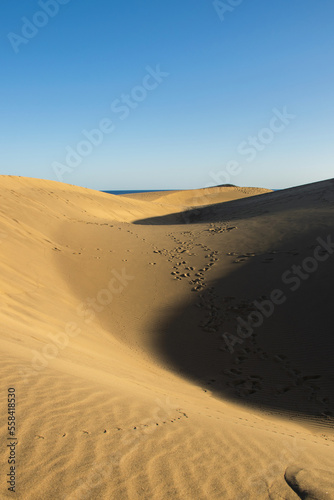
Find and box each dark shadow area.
[133,178,334,226]
[54,177,334,423]
[152,222,334,421]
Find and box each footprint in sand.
[262,257,274,263]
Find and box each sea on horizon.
[102,190,174,195]
[102,188,278,195]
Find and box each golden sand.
[0,176,333,499]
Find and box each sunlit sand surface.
[0,176,333,499]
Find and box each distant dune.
[0,175,333,499]
[120,184,272,207]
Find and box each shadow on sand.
[133,179,334,226]
[135,182,334,421]
[150,224,334,421]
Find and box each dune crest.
[120,184,272,207]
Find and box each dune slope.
[0,176,333,500]
[120,184,272,207]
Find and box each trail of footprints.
[154,225,333,420]
[33,410,189,441]
[164,232,219,292]
[212,294,332,418]
[78,222,332,419]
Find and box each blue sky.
[1,0,333,190]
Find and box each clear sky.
[1,0,333,190]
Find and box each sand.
[0,175,333,499]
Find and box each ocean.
[102,188,278,195]
[102,190,173,195]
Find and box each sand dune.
[0,175,333,499]
[120,184,272,207]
